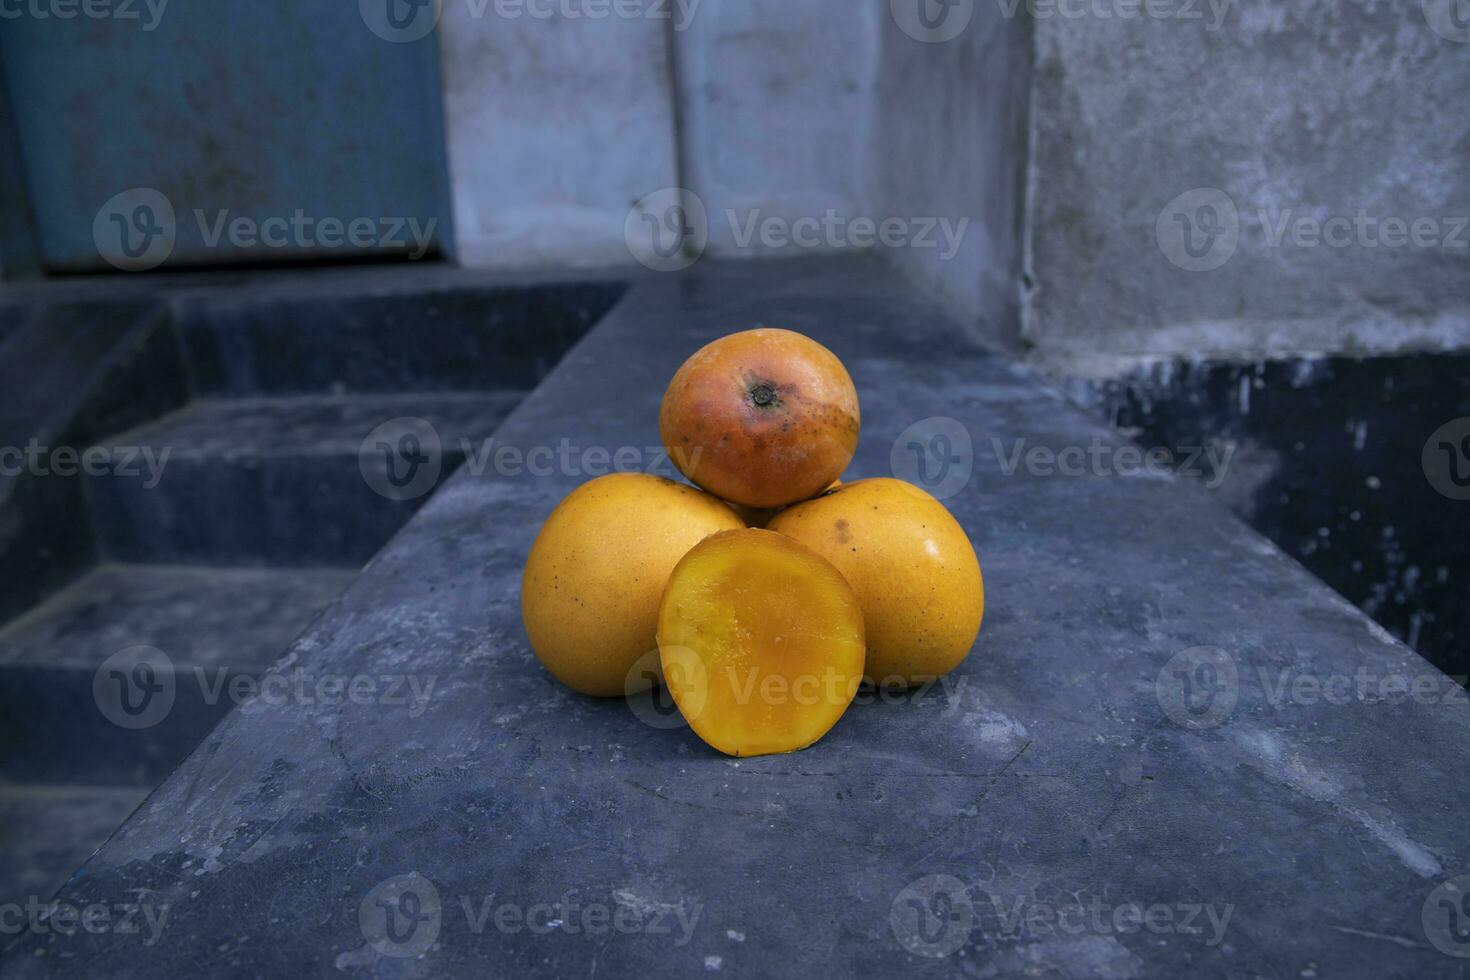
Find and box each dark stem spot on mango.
[749,382,778,409]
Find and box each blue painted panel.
[0,2,453,271]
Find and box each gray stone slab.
[1025,4,1470,363]
[4,257,1467,977]
[0,785,149,907]
[0,564,355,788]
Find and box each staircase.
[0,272,625,908]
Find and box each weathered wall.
[1025,0,1470,371]
[438,2,680,269]
[877,1,1032,347]
[674,0,881,258]
[436,0,1032,347]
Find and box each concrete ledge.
[8,257,1467,977]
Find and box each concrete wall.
[674,0,881,258]
[438,0,1032,350]
[1024,0,1470,372]
[437,0,1469,366]
[438,3,679,269]
[877,2,1032,348]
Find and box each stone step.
[0,563,354,787]
[172,279,627,397]
[85,391,521,566]
[0,784,151,908]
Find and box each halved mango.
[657,529,866,757]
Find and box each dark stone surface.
[0,300,188,622]
[1066,354,1470,683]
[173,281,627,396]
[88,392,523,566]
[0,564,354,788]
[4,257,1468,977]
[0,786,149,909]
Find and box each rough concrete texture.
[675,0,881,256]
[0,564,355,788]
[0,786,149,908]
[1025,0,1470,366]
[878,2,1032,347]
[438,3,679,268]
[438,0,1032,348]
[8,258,1469,977]
[88,392,522,566]
[1054,351,1470,682]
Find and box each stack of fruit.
[521,328,984,757]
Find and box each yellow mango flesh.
[658,529,865,757]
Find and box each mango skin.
[660,328,860,510]
[726,479,843,529]
[768,478,983,686]
[521,473,744,697]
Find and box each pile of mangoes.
[521,328,983,757]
